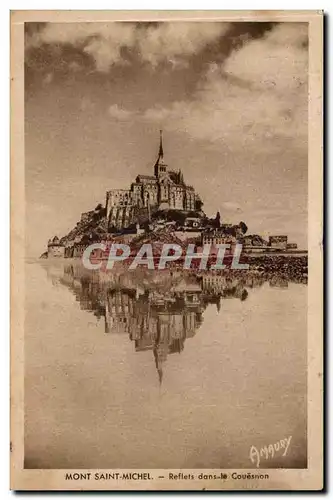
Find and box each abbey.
[105,131,202,231]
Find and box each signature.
[249,436,292,468]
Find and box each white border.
[3,2,328,498]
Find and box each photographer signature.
[249,436,292,468]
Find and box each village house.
[47,236,65,258]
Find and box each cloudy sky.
[25,21,308,257]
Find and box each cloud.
[108,104,135,121]
[143,106,172,122]
[224,23,308,92]
[42,72,53,85]
[26,22,137,72]
[220,201,243,212]
[26,22,228,72]
[142,23,308,150]
[137,22,228,67]
[80,97,95,112]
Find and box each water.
[24,261,307,469]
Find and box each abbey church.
[105,131,202,231]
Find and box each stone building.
[287,242,298,250]
[268,235,288,250]
[47,236,65,258]
[105,131,201,231]
[202,229,236,246]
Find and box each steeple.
[157,367,163,385]
[159,129,164,159]
[154,130,167,178]
[153,342,167,386]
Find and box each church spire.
[154,130,167,178]
[159,129,164,159]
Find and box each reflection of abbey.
[105,131,200,231]
[52,265,255,384]
[105,288,202,384]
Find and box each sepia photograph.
[10,10,323,491]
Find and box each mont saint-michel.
[43,132,306,279]
[21,18,314,483]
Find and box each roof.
[269,235,288,240]
[48,237,64,247]
[107,188,131,193]
[136,175,157,182]
[52,236,59,242]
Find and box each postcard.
[10,10,323,491]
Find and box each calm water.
[24,261,307,469]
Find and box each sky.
[25,21,308,257]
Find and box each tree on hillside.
[195,198,203,211]
[188,211,201,218]
[93,204,106,221]
[239,221,248,235]
[166,210,187,226]
[214,211,221,229]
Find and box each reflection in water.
[45,263,292,385]
[25,261,307,469]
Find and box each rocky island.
[41,132,307,279]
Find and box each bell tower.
[154,130,168,178]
